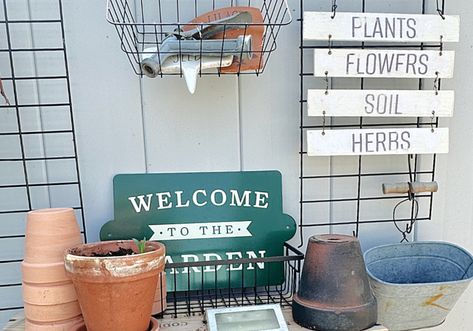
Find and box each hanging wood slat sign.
[307,128,449,156]
[314,49,455,78]
[304,12,460,43]
[307,90,454,117]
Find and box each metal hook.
[322,111,326,136]
[431,110,436,133]
[324,71,329,94]
[328,34,333,55]
[392,197,419,243]
[331,0,337,19]
[436,0,446,20]
[434,72,439,95]
[440,35,443,56]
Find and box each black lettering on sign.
[366,53,377,75]
[397,17,406,38]
[351,16,418,40]
[385,18,396,38]
[376,132,387,152]
[352,133,363,153]
[389,132,399,150]
[401,131,411,149]
[372,19,383,38]
[365,94,375,114]
[346,53,356,75]
[350,130,412,153]
[418,54,429,75]
[406,53,417,74]
[345,52,431,76]
[406,18,417,38]
[395,53,406,72]
[365,132,375,152]
[380,53,395,74]
[364,93,401,115]
[352,17,362,37]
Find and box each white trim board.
[307,128,449,156]
[307,90,454,117]
[304,12,460,43]
[314,49,455,78]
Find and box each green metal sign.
[100,171,296,291]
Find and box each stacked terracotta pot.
[22,208,84,330]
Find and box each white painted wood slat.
[304,12,460,42]
[307,90,454,117]
[307,128,449,156]
[314,49,455,78]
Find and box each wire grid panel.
[298,0,446,246]
[106,0,292,76]
[161,243,303,317]
[0,0,85,323]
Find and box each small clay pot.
[293,234,377,331]
[65,240,166,331]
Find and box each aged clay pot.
[65,240,166,331]
[22,208,84,330]
[72,317,160,331]
[293,234,377,331]
[152,271,167,315]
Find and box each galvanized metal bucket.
[364,241,473,331]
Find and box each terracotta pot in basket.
[65,240,166,331]
[22,208,84,330]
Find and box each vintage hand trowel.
[141,50,234,93]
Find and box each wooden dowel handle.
[382,181,438,194]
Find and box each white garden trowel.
[141,50,234,93]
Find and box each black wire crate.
[106,0,292,77]
[159,243,303,317]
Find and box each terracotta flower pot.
[72,317,160,331]
[22,208,84,330]
[24,208,83,264]
[293,234,377,331]
[65,240,166,331]
[24,315,84,331]
[152,271,167,315]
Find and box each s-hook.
[331,0,337,19]
[436,0,446,19]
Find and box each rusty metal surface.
[292,234,377,331]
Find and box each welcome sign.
[100,171,297,291]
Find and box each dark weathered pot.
[65,240,165,331]
[293,234,377,331]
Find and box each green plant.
[133,237,147,254]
